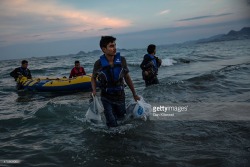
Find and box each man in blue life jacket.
[10,60,32,90]
[140,44,162,87]
[91,36,140,127]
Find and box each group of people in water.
[10,36,162,127]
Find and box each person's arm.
[144,61,154,69]
[10,68,19,79]
[140,55,148,70]
[91,61,99,96]
[140,55,153,70]
[155,56,162,67]
[91,75,97,96]
[122,57,140,101]
[124,73,140,101]
[140,59,147,70]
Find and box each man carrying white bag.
[126,96,152,121]
[85,94,105,123]
[86,94,152,125]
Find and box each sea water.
[0,39,250,166]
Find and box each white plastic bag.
[126,95,152,121]
[85,94,104,122]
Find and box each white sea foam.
[161,58,177,66]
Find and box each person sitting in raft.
[10,60,32,81]
[69,60,86,78]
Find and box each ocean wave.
[34,100,84,119]
[161,58,177,66]
[172,57,191,64]
[33,66,71,72]
[86,123,140,135]
[218,63,250,73]
[186,73,219,82]
[187,63,250,83]
[143,62,250,103]
[127,58,177,67]
[186,51,222,62]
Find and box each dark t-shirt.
[140,54,161,71]
[10,67,32,80]
[92,56,129,101]
[140,54,161,80]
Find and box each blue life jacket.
[99,53,124,94]
[19,67,29,76]
[146,54,158,73]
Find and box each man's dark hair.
[147,44,156,54]
[75,60,80,64]
[99,36,116,49]
[22,60,28,64]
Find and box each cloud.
[178,13,233,21]
[98,28,113,31]
[0,0,131,45]
[32,35,41,37]
[158,9,170,15]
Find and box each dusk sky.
[0,0,250,60]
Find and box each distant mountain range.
[193,27,250,44]
[73,48,129,56]
[73,27,250,55]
